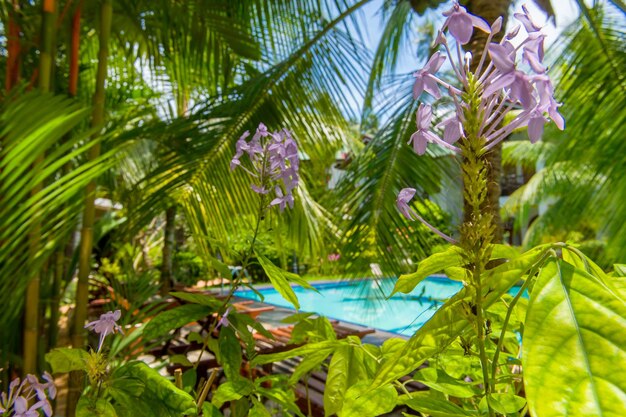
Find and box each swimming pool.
[237,277,523,336]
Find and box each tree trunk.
[159,90,188,294]
[463,0,512,244]
[67,1,112,415]
[5,0,21,92]
[160,206,177,295]
[23,0,56,375]
[49,3,81,351]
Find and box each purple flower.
[396,188,417,221]
[437,117,464,144]
[217,307,231,329]
[13,397,40,417]
[85,309,123,352]
[270,187,294,212]
[514,4,542,33]
[25,373,56,403]
[527,109,548,143]
[251,184,269,194]
[0,375,55,417]
[232,124,300,212]
[407,5,564,158]
[409,104,440,155]
[396,188,458,243]
[413,52,446,99]
[230,131,250,170]
[488,42,516,73]
[442,2,491,45]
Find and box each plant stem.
[193,195,267,368]
[460,73,495,417]
[490,250,553,383]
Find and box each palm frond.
[0,92,118,330]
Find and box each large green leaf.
[523,258,626,417]
[371,245,549,389]
[170,292,223,309]
[219,326,243,380]
[252,340,341,367]
[324,345,368,416]
[339,381,397,417]
[77,397,117,417]
[390,246,465,296]
[413,368,477,398]
[400,392,476,417]
[256,253,315,309]
[45,348,90,374]
[111,361,197,416]
[211,379,255,408]
[142,304,213,341]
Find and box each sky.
[358,0,582,74]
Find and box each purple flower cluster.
[409,2,564,156]
[398,3,565,240]
[231,123,300,212]
[0,373,56,417]
[85,309,123,352]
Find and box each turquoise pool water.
[236,277,523,336]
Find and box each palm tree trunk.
[160,206,177,295]
[159,91,188,294]
[23,0,56,375]
[67,1,112,415]
[464,0,511,244]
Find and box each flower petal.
[449,13,474,44]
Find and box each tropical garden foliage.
[0,0,625,416]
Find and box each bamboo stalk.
[67,1,112,415]
[23,0,57,376]
[49,0,81,352]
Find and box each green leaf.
[523,258,626,417]
[413,368,476,398]
[490,244,520,260]
[324,345,368,416]
[339,381,397,417]
[182,369,197,392]
[219,326,243,380]
[77,397,117,417]
[391,246,464,296]
[481,393,526,415]
[256,253,308,309]
[255,385,302,416]
[289,349,333,384]
[281,312,316,324]
[212,257,233,279]
[290,316,337,344]
[443,266,469,282]
[248,399,272,417]
[142,304,213,341]
[251,340,340,366]
[113,361,197,416]
[169,354,193,367]
[170,292,223,309]
[45,348,90,373]
[211,379,254,408]
[371,245,549,389]
[401,392,474,417]
[202,402,224,417]
[614,264,626,276]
